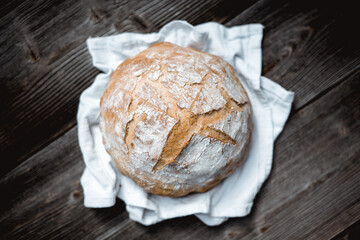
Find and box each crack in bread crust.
[100,42,253,197]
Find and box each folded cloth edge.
[78,20,294,226]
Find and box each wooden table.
[1,0,359,239]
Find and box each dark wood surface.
[1,0,359,239]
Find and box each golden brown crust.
[100,42,252,197]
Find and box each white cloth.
[77,20,294,226]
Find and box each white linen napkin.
[77,20,294,226]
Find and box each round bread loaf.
[100,42,252,197]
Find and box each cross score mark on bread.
[99,42,252,197]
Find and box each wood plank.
[226,0,360,110]
[0,0,257,176]
[1,65,358,239]
[0,128,129,239]
[331,219,360,240]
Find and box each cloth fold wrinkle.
[77,20,294,226]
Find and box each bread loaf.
[99,42,252,197]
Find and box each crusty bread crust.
[100,42,252,197]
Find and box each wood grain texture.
[332,219,360,240]
[226,0,359,111]
[1,0,360,239]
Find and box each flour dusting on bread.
[100,42,252,197]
